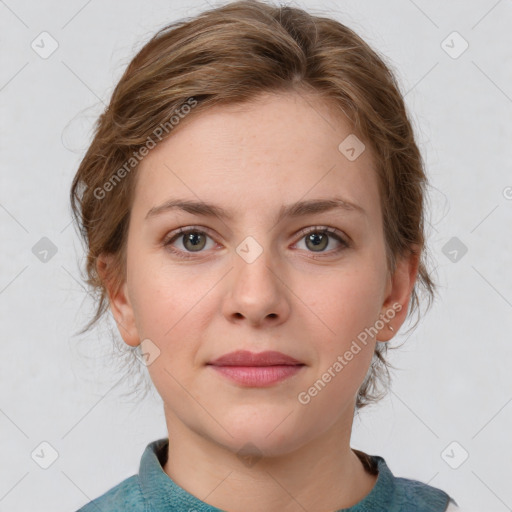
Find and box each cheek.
[297,265,383,401]
[127,261,219,387]
[304,266,383,335]
[296,274,379,413]
[128,250,212,335]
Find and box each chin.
[214,420,307,460]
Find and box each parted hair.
[70,0,436,410]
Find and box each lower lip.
[208,365,304,386]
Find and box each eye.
[163,227,217,259]
[162,225,350,260]
[294,226,349,257]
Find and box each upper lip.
[208,350,304,367]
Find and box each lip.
[208,350,303,366]
[207,350,305,387]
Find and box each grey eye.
[305,232,329,251]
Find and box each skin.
[99,91,419,512]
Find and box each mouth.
[206,350,305,387]
[208,349,304,366]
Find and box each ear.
[96,253,140,347]
[376,247,420,342]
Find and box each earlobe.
[96,253,140,347]
[377,249,420,342]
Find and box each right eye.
[163,227,217,259]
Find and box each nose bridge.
[234,232,278,297]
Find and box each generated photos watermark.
[93,97,198,200]
[297,302,402,405]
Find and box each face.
[102,91,417,458]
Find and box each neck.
[162,409,377,512]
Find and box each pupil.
[308,232,327,251]
[186,233,204,250]
[310,233,321,245]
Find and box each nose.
[221,240,291,328]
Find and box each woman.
[71,1,460,510]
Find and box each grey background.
[1,0,511,511]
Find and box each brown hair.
[70,0,436,410]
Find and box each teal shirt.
[76,438,458,511]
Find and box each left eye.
[294,227,349,255]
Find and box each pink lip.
[208,350,303,366]
[207,350,305,387]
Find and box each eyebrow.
[145,196,366,223]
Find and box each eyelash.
[162,225,350,260]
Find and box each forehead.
[133,92,381,223]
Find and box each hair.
[70,0,437,411]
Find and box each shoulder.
[75,475,145,512]
[392,474,457,512]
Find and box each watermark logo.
[442,236,468,263]
[31,31,59,59]
[338,134,365,161]
[32,237,58,263]
[236,442,263,467]
[135,338,161,366]
[236,236,264,264]
[31,441,59,469]
[441,31,469,60]
[441,441,469,469]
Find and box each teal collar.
[138,438,449,511]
